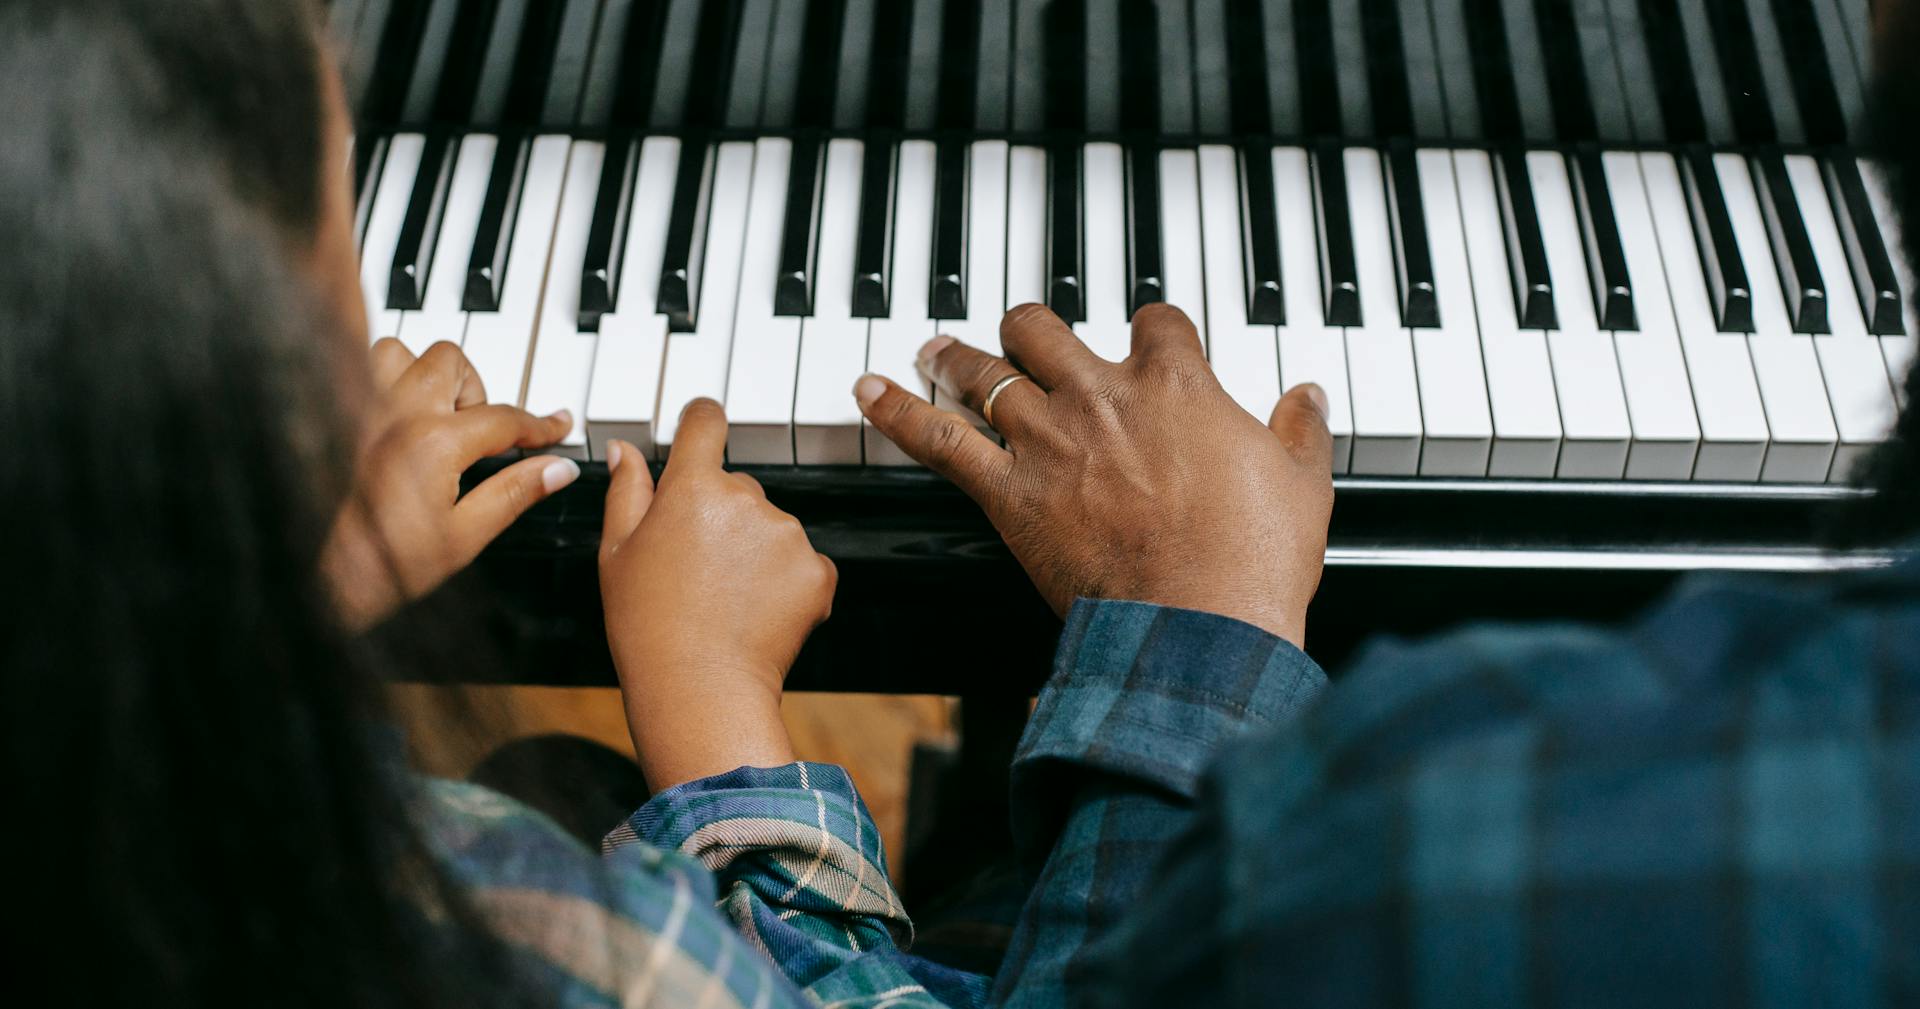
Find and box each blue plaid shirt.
[419,552,1920,1007]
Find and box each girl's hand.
[599,399,837,790]
[324,340,579,629]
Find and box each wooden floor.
[388,685,958,884]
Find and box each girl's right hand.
[598,399,837,790]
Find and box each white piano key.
[396,133,495,357]
[1074,142,1131,362]
[655,142,756,452]
[520,141,605,459]
[1345,147,1423,475]
[1159,150,1207,331]
[1786,153,1898,482]
[936,140,1011,430]
[1638,152,1769,482]
[1005,145,1049,308]
[1601,151,1702,480]
[1273,147,1355,474]
[587,136,680,461]
[793,139,870,464]
[358,133,425,345]
[1530,151,1632,478]
[1858,160,1917,403]
[1196,146,1281,424]
[941,141,1012,356]
[1410,149,1493,477]
[1452,150,1561,477]
[1717,152,1838,482]
[725,138,804,464]
[866,140,939,467]
[462,134,571,411]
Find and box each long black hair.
[0,7,525,1006]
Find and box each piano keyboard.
[336,0,1910,485]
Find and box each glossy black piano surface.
[328,0,1911,690]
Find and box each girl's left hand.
[323,339,580,629]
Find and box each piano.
[330,0,1911,692]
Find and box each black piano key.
[1569,147,1635,330]
[1385,143,1439,329]
[1771,0,1847,145]
[1679,147,1753,333]
[1493,148,1556,330]
[360,0,434,125]
[939,0,983,129]
[578,138,639,331]
[608,0,674,127]
[463,133,530,312]
[427,0,500,122]
[851,142,898,318]
[540,0,604,127]
[1462,0,1521,142]
[1223,0,1270,136]
[1311,142,1361,327]
[1702,0,1777,144]
[930,140,969,320]
[1637,0,1707,144]
[1822,156,1903,336]
[775,136,825,317]
[1047,144,1085,324]
[658,142,715,332]
[500,0,569,127]
[1533,0,1597,142]
[1117,0,1161,134]
[1126,143,1165,315]
[1239,144,1285,325]
[1045,0,1087,132]
[1293,0,1343,139]
[1359,0,1413,139]
[353,135,389,253]
[793,0,847,131]
[388,133,456,310]
[1751,153,1827,334]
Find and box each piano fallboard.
[426,460,1891,694]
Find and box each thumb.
[1270,383,1334,473]
[450,454,582,563]
[600,440,656,559]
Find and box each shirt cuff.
[607,761,912,947]
[1015,598,1329,801]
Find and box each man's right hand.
[854,303,1334,646]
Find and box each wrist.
[612,651,796,791]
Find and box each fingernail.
[853,374,886,412]
[1300,383,1329,418]
[548,408,573,428]
[542,457,581,493]
[606,439,624,471]
[917,335,955,367]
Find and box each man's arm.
[990,599,1327,1008]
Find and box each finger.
[1127,302,1206,362]
[732,471,765,497]
[917,335,1045,439]
[600,439,655,557]
[451,455,582,562]
[999,303,1105,390]
[664,398,729,474]
[396,340,487,412]
[1270,383,1335,474]
[371,338,416,388]
[854,374,1013,502]
[445,404,572,460]
[816,553,837,619]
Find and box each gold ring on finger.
[981,374,1029,430]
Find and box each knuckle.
[920,416,971,467]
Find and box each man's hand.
[855,303,1333,646]
[599,400,837,790]
[323,339,580,629]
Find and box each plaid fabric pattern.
[417,764,982,1008]
[1075,556,1920,1008]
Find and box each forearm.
[993,599,1328,1007]
[615,660,796,790]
